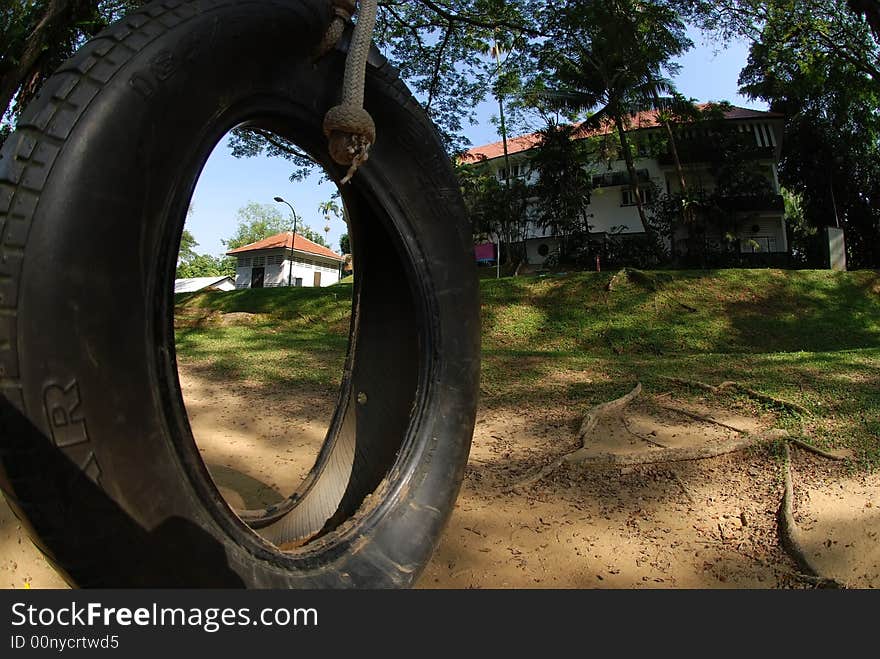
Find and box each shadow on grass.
[479,269,880,356]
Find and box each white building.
[464,105,787,265]
[226,232,344,288]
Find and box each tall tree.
[2,1,538,154]
[0,1,145,137]
[224,202,289,251]
[177,229,198,264]
[296,223,330,248]
[738,3,880,267]
[534,0,692,254]
[176,254,235,279]
[529,119,594,259]
[227,0,539,170]
[675,0,880,83]
[224,201,329,250]
[457,160,531,266]
[338,232,350,255]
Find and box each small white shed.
[226,232,344,289]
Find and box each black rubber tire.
[0,0,479,587]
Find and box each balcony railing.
[657,144,775,166]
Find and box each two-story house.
[464,105,786,266]
[226,232,344,288]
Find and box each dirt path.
[2,365,877,589]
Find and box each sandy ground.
[2,365,877,589]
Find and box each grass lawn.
[174,268,880,466]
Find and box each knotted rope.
[319,0,379,184]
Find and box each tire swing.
[0,0,479,587]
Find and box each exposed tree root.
[505,380,852,586]
[577,382,643,440]
[657,403,748,433]
[733,548,845,589]
[506,382,795,490]
[669,470,696,504]
[507,383,642,490]
[622,415,668,448]
[565,430,785,468]
[777,444,847,588]
[787,437,850,461]
[661,376,812,416]
[509,381,843,492]
[662,379,848,459]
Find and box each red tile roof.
[226,232,343,261]
[463,105,784,162]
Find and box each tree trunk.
[650,88,690,262]
[1,0,70,121]
[651,91,688,197]
[497,93,523,275]
[612,110,660,253]
[0,0,108,123]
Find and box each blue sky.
[187,28,763,258]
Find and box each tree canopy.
[224,201,329,251]
[737,1,880,267]
[175,228,236,278]
[1,1,146,128]
[525,0,691,254]
[176,253,235,279]
[529,119,593,240]
[4,1,880,266]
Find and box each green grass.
[174,269,880,466]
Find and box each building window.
[497,163,529,181]
[252,255,266,267]
[238,257,251,268]
[267,254,283,265]
[741,236,777,253]
[593,169,650,188]
[294,277,303,287]
[621,187,654,206]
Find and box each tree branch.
[398,0,541,36]
[249,128,318,165]
[426,21,453,111]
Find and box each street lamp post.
[274,196,299,287]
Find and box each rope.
[319,0,379,184]
[315,0,355,56]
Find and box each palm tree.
[537,0,692,255]
[318,198,343,236]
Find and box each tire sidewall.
[9,0,479,587]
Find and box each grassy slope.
[175,269,880,465]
